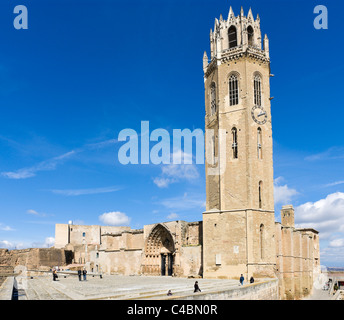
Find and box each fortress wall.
[275,215,319,300]
[178,245,203,277]
[0,248,72,269]
[281,227,295,299]
[98,249,142,275]
[69,225,101,246]
[293,230,302,299]
[173,279,279,300]
[55,224,69,248]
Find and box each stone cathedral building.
[54,7,320,300]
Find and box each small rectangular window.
[215,254,221,265]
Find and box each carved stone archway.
[141,224,175,276]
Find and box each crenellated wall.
[275,206,320,300]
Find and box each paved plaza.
[18,274,241,300]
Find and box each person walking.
[239,274,244,286]
[194,281,201,293]
[83,268,87,281]
[78,269,82,281]
[52,269,58,281]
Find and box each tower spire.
[203,51,208,72]
[247,7,254,21]
[228,6,234,20]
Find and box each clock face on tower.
[251,105,267,125]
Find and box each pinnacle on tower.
[214,18,219,33]
[228,6,234,20]
[247,8,254,21]
[203,51,208,71]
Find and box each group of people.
[166,281,201,296]
[78,269,87,281]
[166,275,256,296]
[240,274,255,286]
[52,268,87,281]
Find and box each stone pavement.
[20,274,241,300]
[303,287,332,300]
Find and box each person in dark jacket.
[194,281,201,293]
[52,269,58,281]
[240,274,244,286]
[83,268,87,281]
[78,269,82,281]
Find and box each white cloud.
[1,150,76,179]
[158,192,205,212]
[27,209,39,215]
[325,180,344,187]
[0,222,15,231]
[167,213,178,220]
[99,211,131,226]
[0,240,26,250]
[320,246,344,266]
[51,186,121,196]
[153,150,199,188]
[1,138,118,180]
[153,177,172,188]
[329,238,344,248]
[0,225,15,231]
[305,146,344,162]
[26,209,51,217]
[294,192,344,239]
[0,240,14,249]
[32,237,55,248]
[274,177,299,205]
[43,237,55,248]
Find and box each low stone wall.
[0,277,14,300]
[169,279,279,300]
[0,248,73,269]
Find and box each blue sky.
[0,0,343,267]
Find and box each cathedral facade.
[54,6,320,300]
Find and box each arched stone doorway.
[141,224,175,276]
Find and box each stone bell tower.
[202,6,276,279]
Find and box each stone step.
[21,275,248,300]
[26,278,72,300]
[95,280,240,300]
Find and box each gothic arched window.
[257,127,262,159]
[254,75,262,106]
[228,26,237,49]
[229,74,239,106]
[247,26,254,46]
[232,127,238,159]
[259,180,263,208]
[212,135,216,165]
[210,82,217,116]
[260,224,264,260]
